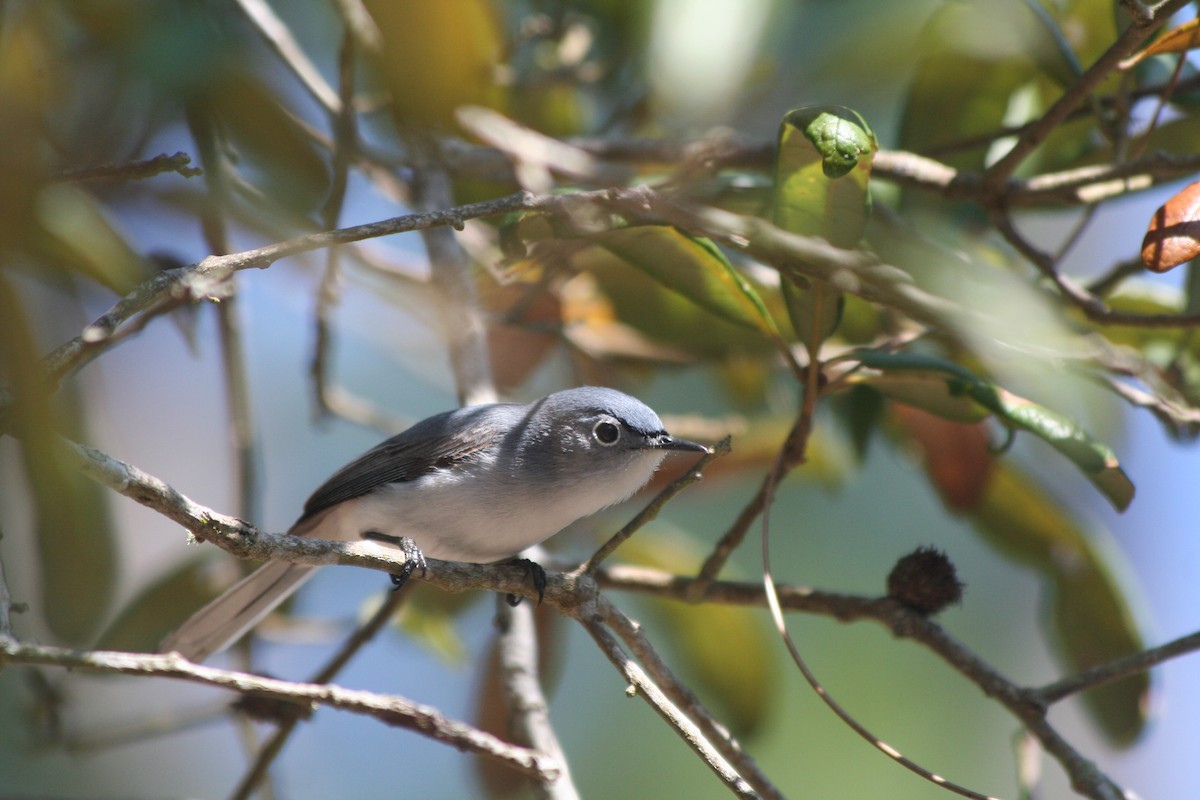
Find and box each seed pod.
[886,546,965,615]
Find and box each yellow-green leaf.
[972,464,1150,745]
[363,0,507,131]
[0,276,117,643]
[863,374,992,423]
[591,226,781,337]
[200,73,332,214]
[96,558,222,653]
[773,105,876,348]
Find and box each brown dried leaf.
[892,404,994,512]
[1120,19,1200,70]
[1141,179,1200,273]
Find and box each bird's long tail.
[159,560,316,663]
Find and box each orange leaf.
[1141,179,1200,272]
[893,404,993,512]
[1120,18,1200,70]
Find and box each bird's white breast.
[294,449,668,563]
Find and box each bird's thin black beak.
[653,435,710,454]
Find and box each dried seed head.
[887,546,964,615]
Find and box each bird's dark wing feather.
[298,406,510,521]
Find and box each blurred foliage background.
[2,0,1200,797]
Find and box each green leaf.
[900,3,1037,170]
[581,245,777,361]
[864,374,992,424]
[857,350,1134,510]
[783,106,877,181]
[34,184,149,295]
[96,558,221,653]
[0,276,117,644]
[972,464,1150,745]
[832,384,888,462]
[198,73,332,214]
[591,226,781,337]
[774,105,875,248]
[961,383,1133,511]
[773,105,876,349]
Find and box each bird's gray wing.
[298,405,513,522]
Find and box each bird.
[160,386,707,662]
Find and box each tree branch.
[577,613,761,799]
[594,595,784,800]
[0,638,559,781]
[495,599,580,800]
[981,0,1191,193]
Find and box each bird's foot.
[361,531,428,591]
[504,557,547,607]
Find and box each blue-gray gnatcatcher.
[161,386,707,661]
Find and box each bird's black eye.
[593,420,621,446]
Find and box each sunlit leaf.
[780,106,876,182]
[363,0,507,130]
[972,464,1150,745]
[772,105,876,349]
[34,184,148,294]
[900,3,1038,169]
[570,246,777,364]
[1120,18,1200,70]
[591,226,781,337]
[865,374,991,424]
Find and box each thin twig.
[0,523,14,638]
[1035,629,1200,705]
[982,0,1191,193]
[758,466,1003,800]
[577,614,760,799]
[408,136,497,406]
[595,595,784,800]
[46,433,1185,798]
[310,27,360,421]
[233,0,341,113]
[598,564,1140,800]
[30,183,1200,418]
[989,209,1200,328]
[577,439,728,575]
[230,586,415,800]
[688,411,808,600]
[55,151,202,182]
[36,191,542,395]
[190,104,263,526]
